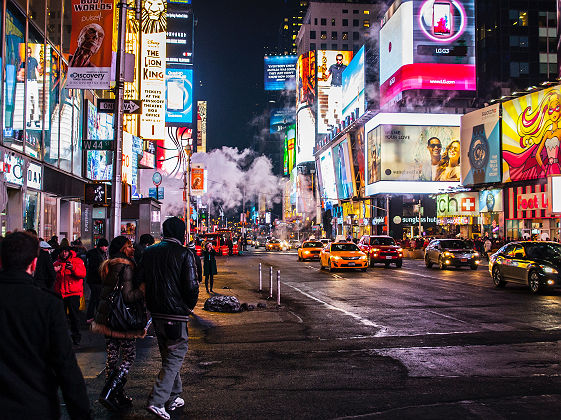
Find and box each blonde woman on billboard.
[503,90,561,181]
[436,140,460,181]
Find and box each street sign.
[97,99,142,114]
[149,187,164,200]
[152,172,162,186]
[83,139,113,150]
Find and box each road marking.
[426,309,471,325]
[285,284,385,331]
[399,269,490,288]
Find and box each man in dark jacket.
[26,229,57,289]
[137,217,199,419]
[85,238,109,322]
[134,233,155,263]
[0,232,91,419]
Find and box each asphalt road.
[73,249,561,419]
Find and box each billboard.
[479,189,504,213]
[460,103,501,185]
[264,55,297,91]
[551,177,561,213]
[332,136,355,199]
[379,0,476,106]
[197,101,207,152]
[86,101,113,181]
[296,51,316,110]
[436,192,479,217]
[67,0,114,89]
[316,50,354,134]
[286,124,296,175]
[191,166,205,195]
[270,108,295,134]
[165,68,193,124]
[296,106,315,164]
[366,124,381,184]
[166,0,193,66]
[342,46,365,122]
[317,148,338,203]
[502,86,561,182]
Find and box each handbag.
[95,266,147,332]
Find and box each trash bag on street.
[204,295,241,313]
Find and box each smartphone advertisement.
[165,68,193,125]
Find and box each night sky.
[193,0,288,151]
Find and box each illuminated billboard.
[296,107,315,165]
[502,86,561,182]
[197,101,207,152]
[270,108,295,134]
[379,0,476,107]
[332,136,355,199]
[342,46,365,122]
[460,103,501,186]
[86,101,113,181]
[286,124,296,174]
[317,148,338,203]
[166,0,193,66]
[296,51,316,110]
[165,68,193,124]
[264,55,297,91]
[316,50,354,134]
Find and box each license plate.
[461,258,467,262]
[385,256,392,259]
[348,262,356,266]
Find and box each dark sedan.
[425,239,481,270]
[489,241,561,294]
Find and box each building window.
[331,43,337,50]
[342,32,348,40]
[353,31,360,40]
[320,31,327,39]
[363,10,370,15]
[331,31,337,40]
[363,19,370,28]
[310,30,316,39]
[343,9,348,14]
[314,18,318,25]
[353,44,360,52]
[343,44,349,50]
[343,19,348,26]
[321,18,326,25]
[510,10,528,27]
[353,10,359,14]
[44,196,58,240]
[331,18,336,26]
[321,43,327,49]
[519,62,529,74]
[310,43,316,50]
[353,19,359,27]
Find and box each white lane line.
[285,283,386,331]
[426,310,471,325]
[399,269,490,288]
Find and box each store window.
[25,26,46,159]
[71,201,81,241]
[44,195,58,240]
[44,46,61,166]
[24,191,40,232]
[4,5,25,151]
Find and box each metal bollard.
[277,270,281,306]
[269,266,273,298]
[259,263,262,291]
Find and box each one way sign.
[97,99,142,115]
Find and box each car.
[289,239,302,249]
[297,240,324,261]
[319,238,331,247]
[266,239,286,251]
[489,241,561,294]
[358,235,403,268]
[425,239,481,270]
[254,236,268,249]
[320,242,368,272]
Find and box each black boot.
[99,370,126,411]
[114,376,133,407]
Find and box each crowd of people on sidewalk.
[0,216,210,420]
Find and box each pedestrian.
[137,217,200,420]
[54,245,87,345]
[48,234,60,250]
[188,240,203,285]
[53,237,70,261]
[26,229,57,289]
[484,237,492,260]
[203,241,217,293]
[0,232,91,419]
[95,236,146,411]
[85,237,109,323]
[134,233,155,263]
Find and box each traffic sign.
[83,139,113,150]
[97,99,142,114]
[149,187,164,200]
[152,172,162,186]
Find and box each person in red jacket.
[54,246,87,345]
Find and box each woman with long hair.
[436,140,461,181]
[202,241,217,293]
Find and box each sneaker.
[146,405,170,420]
[167,396,184,411]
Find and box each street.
[75,250,561,419]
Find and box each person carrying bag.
[92,236,147,412]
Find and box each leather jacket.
[137,239,199,317]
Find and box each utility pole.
[182,145,192,243]
[109,0,128,240]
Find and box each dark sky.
[193,0,288,151]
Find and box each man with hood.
[54,245,87,345]
[85,238,109,323]
[137,217,200,419]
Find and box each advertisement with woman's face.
[332,137,355,200]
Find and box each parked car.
[297,240,323,261]
[425,239,481,270]
[489,241,561,294]
[320,242,368,272]
[358,235,403,268]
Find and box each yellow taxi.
[297,240,324,261]
[320,242,368,272]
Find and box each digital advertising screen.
[165,68,193,124]
[479,189,504,213]
[270,108,296,134]
[332,136,355,200]
[166,0,193,67]
[502,85,561,182]
[316,50,354,134]
[460,103,501,186]
[318,148,338,204]
[342,46,365,122]
[366,125,382,185]
[296,51,316,110]
[264,55,297,91]
[296,106,315,165]
[379,0,476,107]
[86,101,113,181]
[286,124,296,174]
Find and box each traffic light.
[85,183,107,205]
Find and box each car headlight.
[332,256,341,260]
[540,265,559,274]
[360,255,367,260]
[397,248,403,252]
[304,251,310,254]
[444,251,452,257]
[473,252,479,257]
